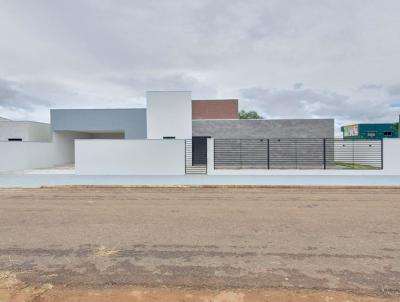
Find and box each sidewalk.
[0,174,399,188]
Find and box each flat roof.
[342,123,397,126]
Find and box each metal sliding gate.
[214,138,383,170]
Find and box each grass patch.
[333,161,381,170]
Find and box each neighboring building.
[0,119,51,142]
[341,123,399,140]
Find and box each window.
[367,132,376,138]
[384,131,393,137]
[8,138,22,141]
[163,136,175,139]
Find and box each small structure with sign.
[341,123,399,139]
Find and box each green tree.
[239,110,263,119]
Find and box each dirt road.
[0,186,399,301]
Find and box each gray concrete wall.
[51,109,147,139]
[192,119,334,139]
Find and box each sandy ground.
[1,283,400,302]
[0,186,399,301]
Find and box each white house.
[1,91,398,175]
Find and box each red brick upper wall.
[192,99,239,120]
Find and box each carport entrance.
[54,130,125,168]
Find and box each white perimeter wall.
[75,139,185,175]
[0,132,89,172]
[146,91,192,139]
[0,121,51,142]
[383,138,400,174]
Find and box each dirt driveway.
[0,186,399,301]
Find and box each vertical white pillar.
[383,138,400,175]
[146,91,192,139]
[207,138,215,175]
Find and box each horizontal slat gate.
[214,138,382,170]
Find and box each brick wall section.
[192,99,238,120]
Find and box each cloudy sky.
[0,0,399,133]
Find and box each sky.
[0,0,400,134]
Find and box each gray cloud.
[105,72,217,99]
[0,79,51,111]
[0,0,399,125]
[240,86,396,124]
[293,83,304,90]
[387,83,400,97]
[359,84,382,90]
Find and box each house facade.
[0,91,356,175]
[49,92,334,141]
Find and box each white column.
[383,138,400,175]
[207,138,215,175]
[146,91,192,139]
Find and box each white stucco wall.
[28,123,52,141]
[0,142,54,172]
[0,121,51,141]
[146,91,192,139]
[75,139,185,175]
[0,132,88,172]
[382,138,400,174]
